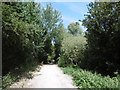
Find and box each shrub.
[58,35,86,67]
[61,67,118,88]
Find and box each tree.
[2,2,64,75]
[68,22,82,36]
[41,3,63,63]
[53,23,66,63]
[2,2,45,74]
[58,33,86,67]
[82,2,120,76]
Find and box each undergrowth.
[2,61,40,89]
[61,67,118,88]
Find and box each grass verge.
[2,61,41,89]
[61,67,118,88]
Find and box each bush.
[58,35,86,67]
[61,67,118,88]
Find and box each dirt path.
[10,65,77,88]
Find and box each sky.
[38,2,91,31]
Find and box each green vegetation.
[2,61,40,89]
[2,2,63,88]
[58,2,120,76]
[58,34,86,67]
[58,2,119,88]
[68,22,83,36]
[2,1,120,89]
[2,2,62,75]
[82,2,120,76]
[61,67,118,88]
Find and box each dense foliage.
[58,34,86,67]
[82,2,120,76]
[2,2,62,75]
[62,67,118,88]
[41,4,62,63]
[53,24,66,62]
[68,22,82,36]
[2,1,120,89]
[3,2,42,75]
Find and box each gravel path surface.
[29,65,77,88]
[10,65,77,88]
